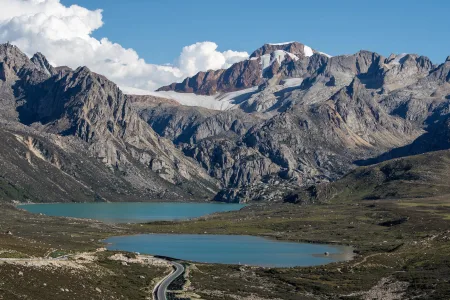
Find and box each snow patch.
[304,45,314,57]
[260,50,299,70]
[281,78,304,88]
[260,54,272,70]
[267,41,295,46]
[319,52,332,58]
[390,53,408,65]
[121,86,156,95]
[124,88,259,111]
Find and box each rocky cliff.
[157,59,264,95]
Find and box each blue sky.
[61,0,450,64]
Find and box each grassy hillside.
[289,149,450,204]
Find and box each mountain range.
[1,41,450,203]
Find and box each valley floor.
[0,196,450,299]
[137,197,450,299]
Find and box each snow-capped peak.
[267,41,296,46]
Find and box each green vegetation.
[49,250,68,258]
[0,176,34,203]
[316,150,450,203]
[0,250,30,259]
[0,252,169,300]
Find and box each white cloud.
[0,0,249,92]
[178,42,248,76]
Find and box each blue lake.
[20,202,353,267]
[18,202,245,223]
[105,234,353,267]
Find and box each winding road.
[154,261,185,300]
[0,255,185,300]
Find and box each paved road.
[154,261,185,300]
[0,255,184,300]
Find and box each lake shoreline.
[104,233,355,268]
[18,202,246,223]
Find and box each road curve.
[154,261,185,300]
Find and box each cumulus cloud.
[0,0,249,92]
[178,42,248,76]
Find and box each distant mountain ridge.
[1,41,450,203]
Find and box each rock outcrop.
[158,59,263,95]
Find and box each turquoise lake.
[105,234,353,267]
[20,202,353,267]
[18,202,245,223]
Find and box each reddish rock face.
[158,59,263,95]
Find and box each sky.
[0,0,449,92]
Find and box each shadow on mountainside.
[355,118,450,166]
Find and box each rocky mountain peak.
[0,43,54,86]
[0,43,35,72]
[71,66,94,80]
[429,60,450,82]
[0,42,24,56]
[446,56,450,62]
[157,59,263,95]
[2,42,450,204]
[250,42,316,59]
[31,52,57,76]
[157,41,321,95]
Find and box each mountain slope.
[287,149,450,204]
[0,44,219,203]
[141,43,450,202]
